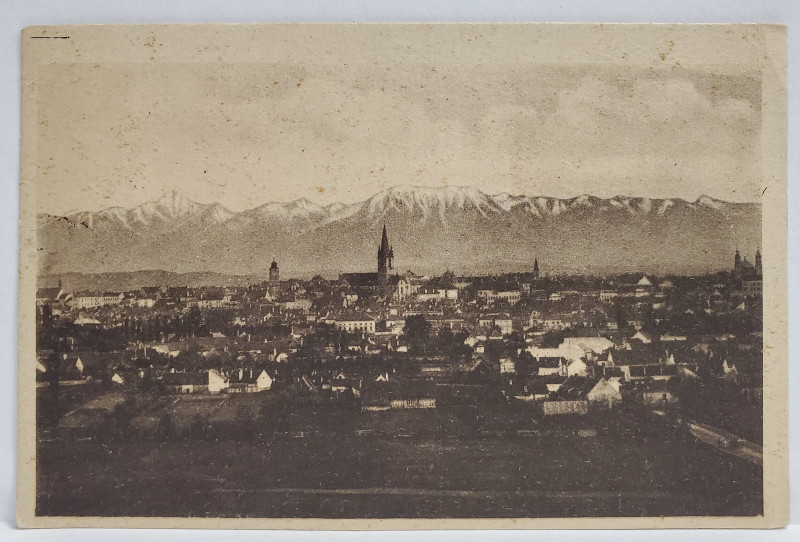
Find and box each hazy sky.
[35,30,763,214]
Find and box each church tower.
[377,225,394,286]
[533,258,540,280]
[733,249,742,278]
[755,248,762,276]
[269,259,280,297]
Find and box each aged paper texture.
[17,23,788,529]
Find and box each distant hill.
[38,185,761,279]
[37,271,264,292]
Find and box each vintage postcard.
[17,24,788,529]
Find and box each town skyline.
[34,226,766,519]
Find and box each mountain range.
[38,185,761,280]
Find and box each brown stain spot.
[657,40,675,62]
[316,186,325,195]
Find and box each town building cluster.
[36,228,763,439]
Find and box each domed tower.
[269,259,280,297]
[377,225,394,286]
[733,249,742,278]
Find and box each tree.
[45,351,61,401]
[515,350,539,376]
[404,315,431,355]
[540,330,566,348]
[438,327,455,354]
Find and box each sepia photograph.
[16,23,789,529]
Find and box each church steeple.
[533,258,540,280]
[377,224,394,285]
[733,248,742,277]
[755,248,762,276]
[380,225,390,253]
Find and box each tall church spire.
[377,224,394,285]
[380,224,390,253]
[755,248,762,276]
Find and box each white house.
[256,370,274,391]
[207,368,274,393]
[208,369,228,393]
[72,292,124,309]
[599,290,618,301]
[566,359,588,377]
[334,314,376,333]
[499,358,516,374]
[281,298,313,313]
[134,297,157,308]
[527,337,614,366]
[478,290,521,305]
[586,378,623,409]
[479,313,513,336]
[73,316,101,326]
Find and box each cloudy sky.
[35,27,763,214]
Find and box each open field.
[36,403,762,518]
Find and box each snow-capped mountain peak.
[41,185,757,278]
[251,198,328,221]
[205,202,237,223]
[365,185,502,223]
[325,202,346,214]
[695,194,724,209]
[53,186,742,236]
[152,189,203,218]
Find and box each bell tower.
[269,258,280,297]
